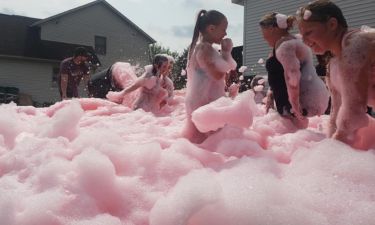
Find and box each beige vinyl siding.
[242,0,375,77]
[337,0,375,28]
[39,4,152,68]
[0,58,61,103]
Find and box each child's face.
[261,27,278,47]
[159,61,169,75]
[75,55,88,65]
[168,62,174,74]
[298,20,333,55]
[208,18,228,44]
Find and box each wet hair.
[259,12,295,30]
[161,54,175,64]
[74,47,88,57]
[297,0,348,28]
[188,9,227,60]
[152,54,169,75]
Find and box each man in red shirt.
[58,47,90,99]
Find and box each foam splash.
[0,91,374,225]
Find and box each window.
[51,67,60,88]
[95,36,107,55]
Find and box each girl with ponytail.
[183,9,237,143]
[106,54,169,113]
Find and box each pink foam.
[0,91,374,225]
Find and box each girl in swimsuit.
[259,12,329,128]
[183,9,237,143]
[297,0,375,148]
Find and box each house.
[231,0,375,77]
[0,0,155,105]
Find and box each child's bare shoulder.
[345,30,373,47]
[195,42,214,52]
[195,42,216,58]
[343,31,374,59]
[275,35,297,48]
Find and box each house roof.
[0,13,101,66]
[0,13,39,56]
[231,0,244,6]
[25,38,101,66]
[31,0,156,43]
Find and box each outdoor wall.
[0,57,61,104]
[241,0,375,76]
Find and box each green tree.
[172,48,188,90]
[149,43,179,61]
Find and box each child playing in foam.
[88,62,137,104]
[106,54,169,113]
[297,0,375,149]
[159,54,176,108]
[183,9,237,144]
[259,12,329,128]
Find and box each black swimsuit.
[265,48,292,115]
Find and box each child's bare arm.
[325,75,340,137]
[333,35,370,141]
[196,42,237,80]
[276,40,303,119]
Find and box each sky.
[0,0,244,53]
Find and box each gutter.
[0,54,60,63]
[231,0,244,6]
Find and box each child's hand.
[221,38,233,53]
[332,130,354,145]
[291,115,308,129]
[265,91,274,113]
[294,111,305,121]
[327,122,337,138]
[106,91,124,104]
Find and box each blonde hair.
[259,12,295,31]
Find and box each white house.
[0,0,155,105]
[232,0,375,76]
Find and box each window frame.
[51,67,60,88]
[95,35,107,55]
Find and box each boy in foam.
[297,0,375,148]
[259,12,329,128]
[183,9,237,144]
[106,54,170,113]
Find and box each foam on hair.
[259,12,295,30]
[296,0,348,28]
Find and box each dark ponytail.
[188,10,207,61]
[188,9,226,60]
[152,54,168,75]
